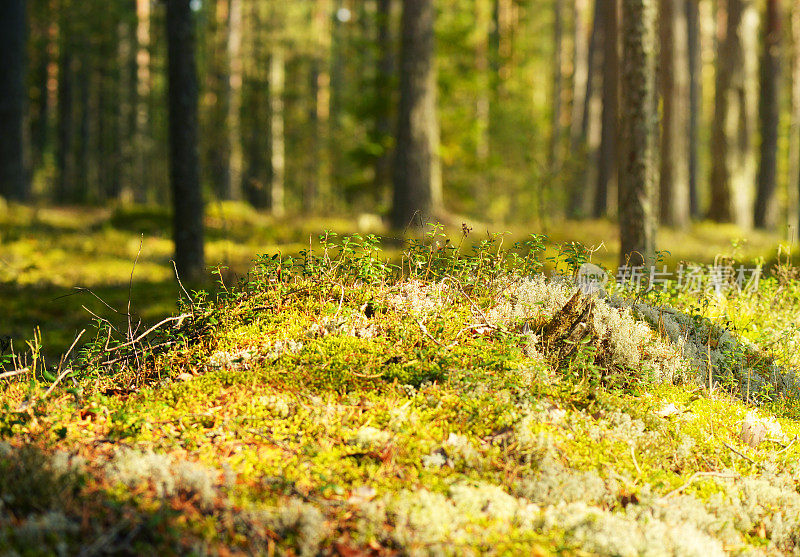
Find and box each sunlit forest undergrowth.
[6,211,800,553]
[0,202,789,361]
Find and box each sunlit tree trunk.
[570,0,589,148]
[97,47,120,201]
[549,0,564,174]
[56,9,75,204]
[227,0,243,201]
[392,0,442,228]
[595,0,619,218]
[572,1,605,216]
[133,0,152,203]
[76,47,91,201]
[306,0,331,213]
[330,2,347,208]
[686,0,701,218]
[658,0,690,228]
[203,0,231,200]
[117,0,137,203]
[619,0,656,266]
[475,0,492,164]
[0,0,27,201]
[567,0,595,218]
[28,0,52,173]
[709,0,758,228]
[372,0,394,204]
[492,0,514,94]
[791,1,800,230]
[754,0,781,229]
[241,0,268,208]
[166,0,205,282]
[269,51,285,218]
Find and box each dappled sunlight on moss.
[5,222,800,552]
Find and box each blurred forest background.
[2,0,799,230]
[2,0,800,353]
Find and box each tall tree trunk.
[166,0,205,282]
[329,2,346,208]
[569,0,602,217]
[567,0,597,218]
[492,0,514,95]
[686,0,701,218]
[98,52,120,201]
[133,0,152,203]
[549,0,564,174]
[792,1,800,231]
[372,0,394,205]
[118,0,137,203]
[595,0,619,218]
[619,0,657,266]
[658,0,690,228]
[112,9,134,201]
[204,0,231,200]
[391,0,442,229]
[0,0,28,201]
[306,0,332,213]
[569,1,605,215]
[709,0,758,228]
[475,0,492,164]
[29,0,51,172]
[56,33,75,203]
[76,53,91,202]
[227,0,243,201]
[570,0,589,147]
[269,51,285,218]
[754,0,781,229]
[242,0,268,208]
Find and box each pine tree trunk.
[570,0,589,148]
[29,1,51,172]
[56,34,75,203]
[269,51,285,218]
[475,0,492,164]
[595,0,619,218]
[567,0,597,218]
[134,0,152,203]
[166,0,205,282]
[204,0,231,200]
[373,0,394,205]
[492,0,514,96]
[0,0,28,201]
[227,0,243,201]
[619,0,657,266]
[549,0,564,174]
[112,9,135,201]
[118,0,137,203]
[306,0,331,213]
[658,0,690,228]
[392,0,442,229]
[709,0,758,227]
[570,0,602,218]
[242,0,268,208]
[686,0,701,219]
[754,0,781,229]
[791,1,800,230]
[76,54,91,202]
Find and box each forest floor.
[3,205,800,554]
[0,202,785,360]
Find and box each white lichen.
[105,448,218,507]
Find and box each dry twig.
[661,471,740,500]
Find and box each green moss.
[5,224,800,553]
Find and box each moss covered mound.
[3,236,800,555]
